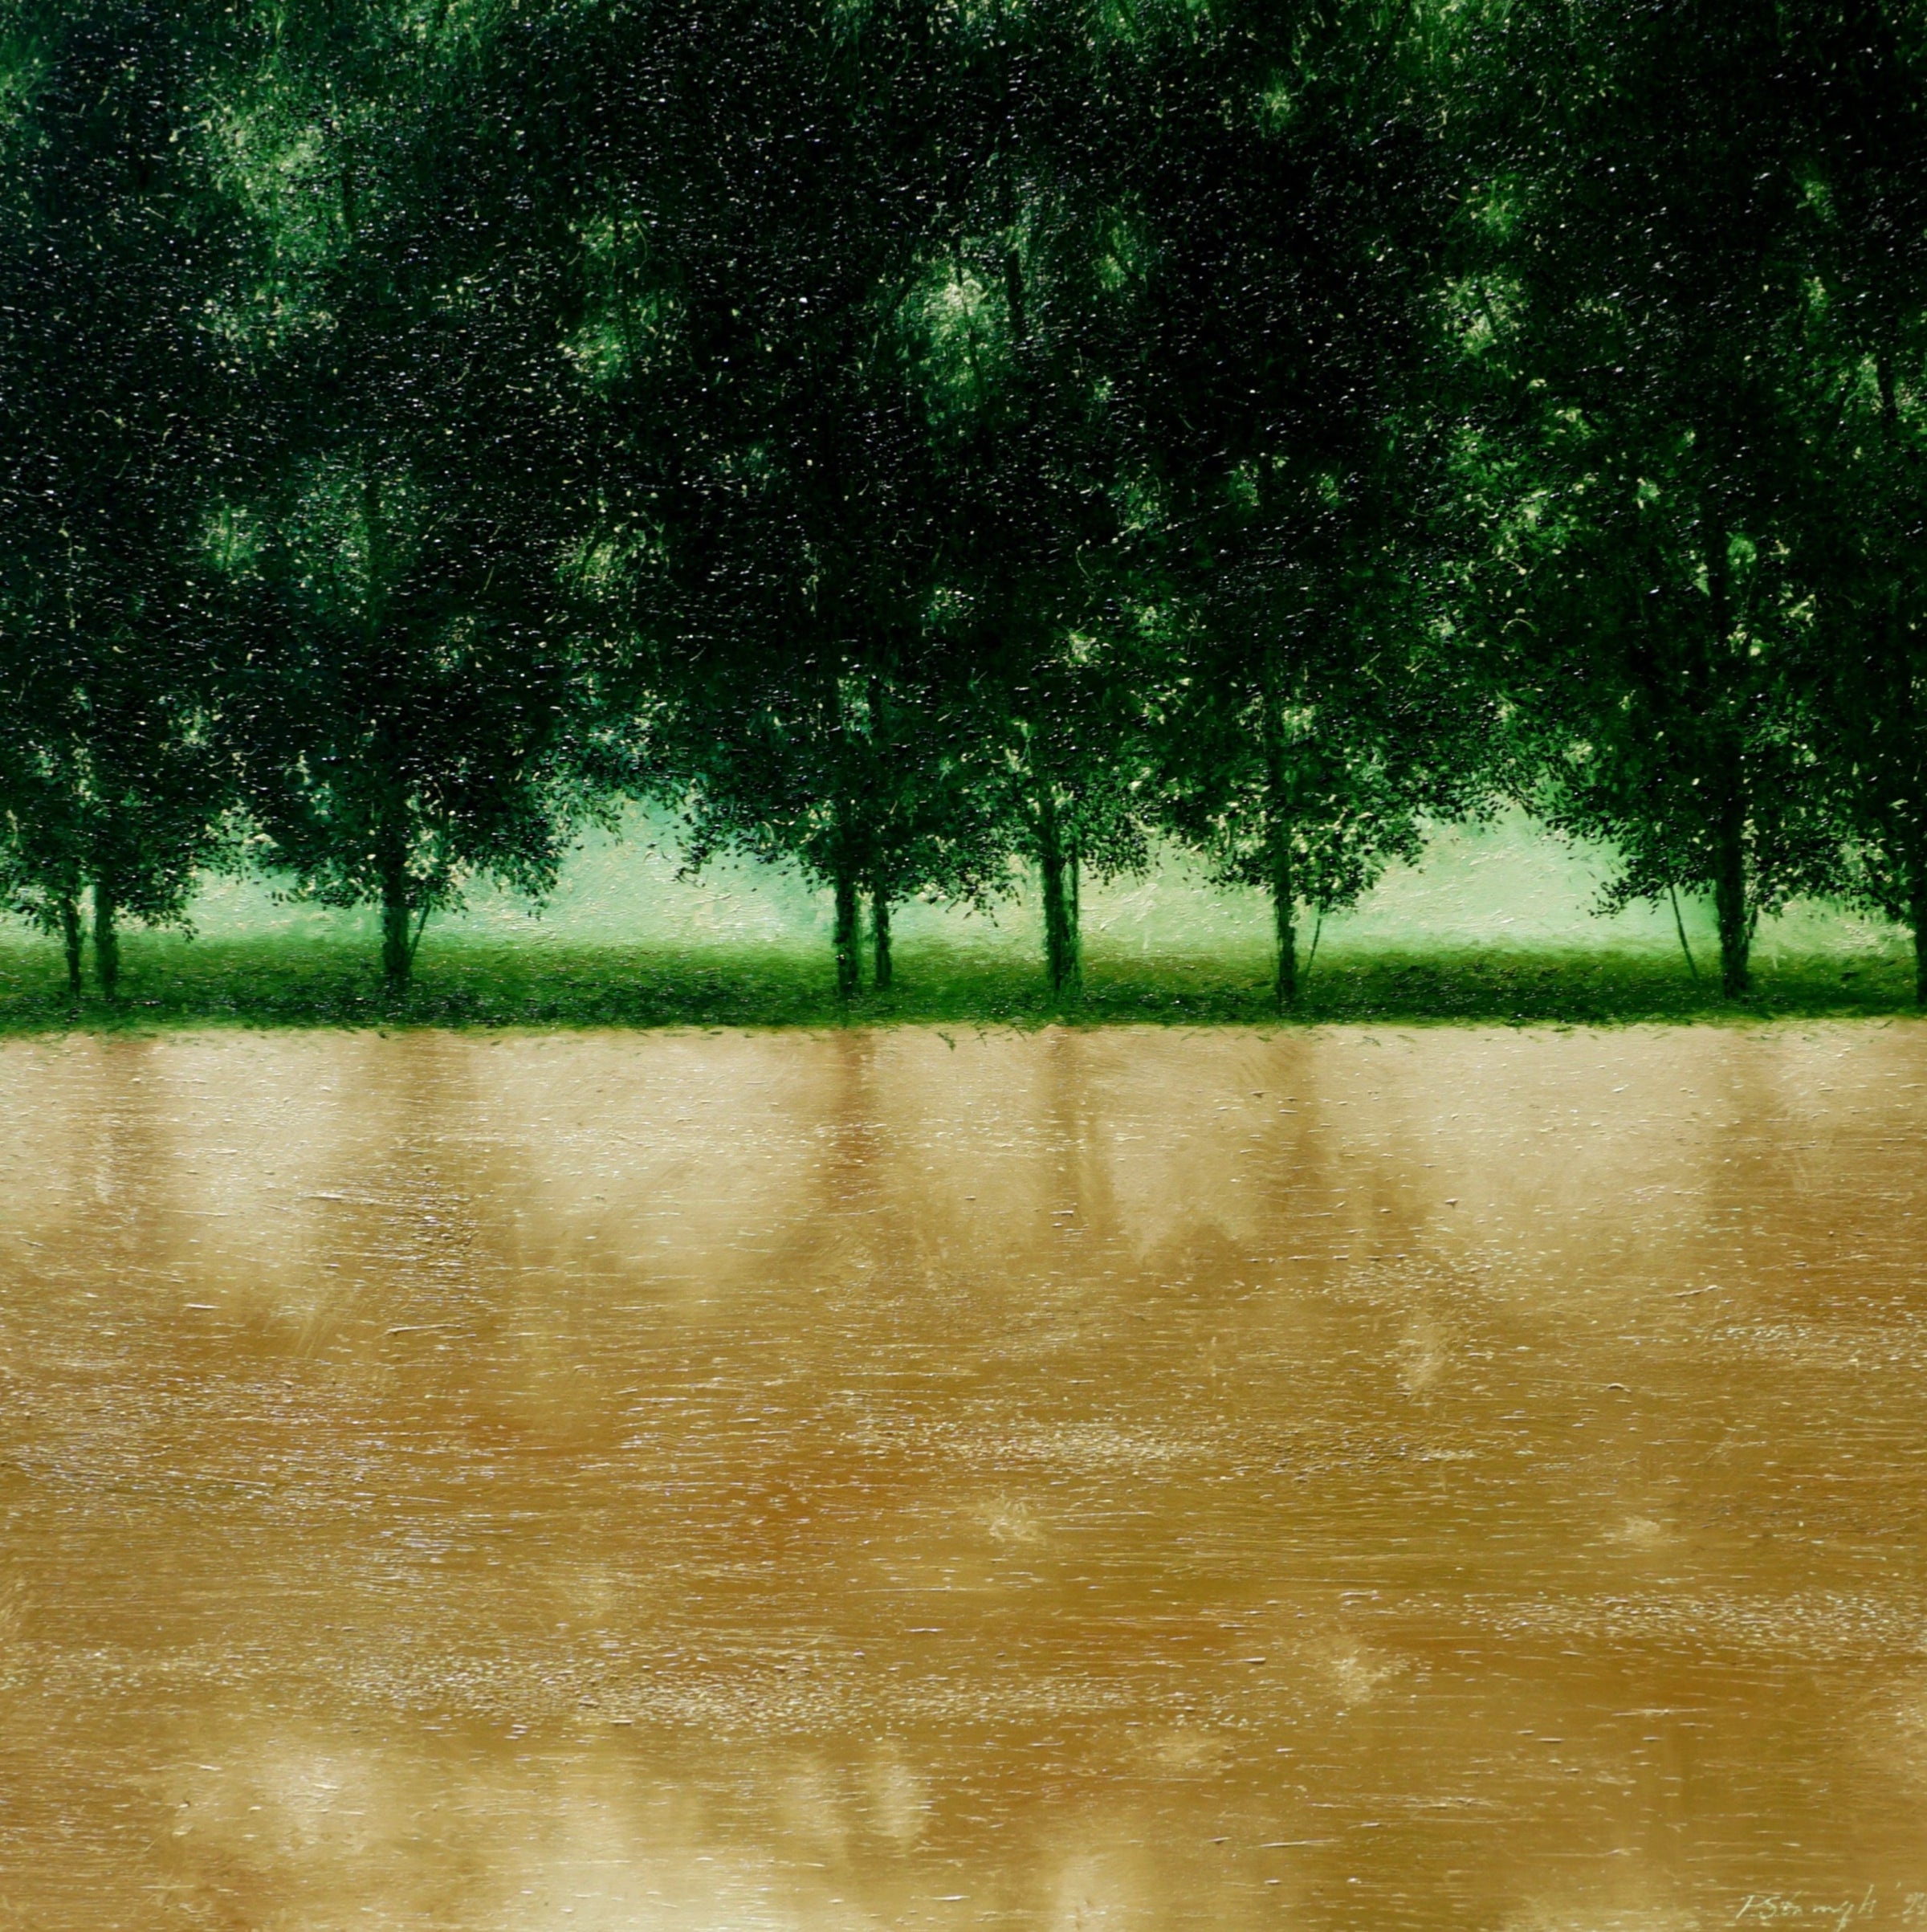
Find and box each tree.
[0,0,250,997]
[216,0,593,990]
[1103,0,1477,1009]
[562,0,1004,998]
[904,10,1152,1003]
[1470,0,1834,997]
[1782,0,1927,1002]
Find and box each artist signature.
[1733,1889,1913,1928]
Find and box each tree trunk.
[1260,661,1297,1012]
[1037,788,1081,1001]
[1271,849,1298,1011]
[1703,515,1750,998]
[381,863,412,992]
[59,895,83,999]
[833,866,861,1000]
[1066,844,1082,1002]
[92,877,119,1001]
[1913,852,1927,1010]
[1713,785,1750,998]
[1876,364,1925,1006]
[870,886,893,992]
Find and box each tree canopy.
[4,0,1926,1004]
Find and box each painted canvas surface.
[2,3,1925,1926]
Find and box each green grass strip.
[0,932,1918,1032]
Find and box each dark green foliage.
[0,0,251,996]
[1782,2,1927,1003]
[4,0,1927,1014]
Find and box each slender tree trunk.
[366,485,412,994]
[1065,843,1082,1002]
[1898,695,1927,1011]
[1703,515,1750,997]
[1911,842,1927,1009]
[1668,883,1701,984]
[380,858,412,992]
[1260,658,1297,1012]
[59,895,83,999]
[1713,783,1750,998]
[92,876,119,1001]
[1874,361,1927,1007]
[870,886,892,992]
[833,866,861,1001]
[1037,787,1081,1001]
[1272,850,1298,1011]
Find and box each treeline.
[3,0,1926,1009]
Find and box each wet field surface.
[2,1023,1925,1930]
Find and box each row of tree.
[3,0,1926,1008]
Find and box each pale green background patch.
[10,808,1899,967]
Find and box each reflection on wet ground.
[2,1024,1926,1928]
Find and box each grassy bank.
[2,815,1918,1031]
[0,930,1919,1032]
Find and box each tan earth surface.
[1,1023,1924,1930]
